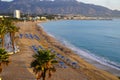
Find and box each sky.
[77,0,120,10]
[1,0,120,10]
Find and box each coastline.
[37,21,120,79]
[1,21,119,80]
[39,21,120,76]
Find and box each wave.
[104,35,120,40]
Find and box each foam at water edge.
[60,38,120,71]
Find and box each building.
[0,15,9,19]
[0,16,3,18]
[14,10,20,19]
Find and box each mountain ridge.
[0,0,120,17]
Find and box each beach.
[1,21,119,80]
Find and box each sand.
[1,21,119,80]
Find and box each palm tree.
[8,25,19,53]
[0,19,7,48]
[31,50,57,80]
[0,48,9,74]
[0,17,19,52]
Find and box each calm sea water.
[40,19,120,70]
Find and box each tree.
[31,50,57,80]
[0,19,7,48]
[0,48,9,74]
[8,25,19,53]
[0,17,19,52]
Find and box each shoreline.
[36,21,120,79]
[2,21,119,80]
[38,21,120,76]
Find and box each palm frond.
[31,49,58,80]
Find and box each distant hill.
[0,0,120,17]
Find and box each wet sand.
[1,21,119,80]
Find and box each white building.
[0,15,9,18]
[14,10,20,19]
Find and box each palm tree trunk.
[36,78,39,80]
[1,35,4,48]
[43,70,46,80]
[10,32,15,53]
[0,63,2,74]
[9,32,12,41]
[12,33,15,53]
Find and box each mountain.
[0,0,120,17]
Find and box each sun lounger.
[38,45,43,49]
[56,53,62,58]
[59,61,67,68]
[19,34,23,38]
[56,53,66,60]
[57,55,65,61]
[71,62,80,69]
[31,45,38,54]
[29,33,34,39]
[51,49,56,53]
[31,45,36,50]
[25,34,29,38]
[48,47,56,53]
[66,58,72,64]
[34,34,40,41]
[38,45,45,50]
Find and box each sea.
[40,19,120,75]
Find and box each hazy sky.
[77,0,120,10]
[1,0,120,10]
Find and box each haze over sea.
[40,19,120,74]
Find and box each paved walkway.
[1,35,37,80]
[1,45,36,80]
